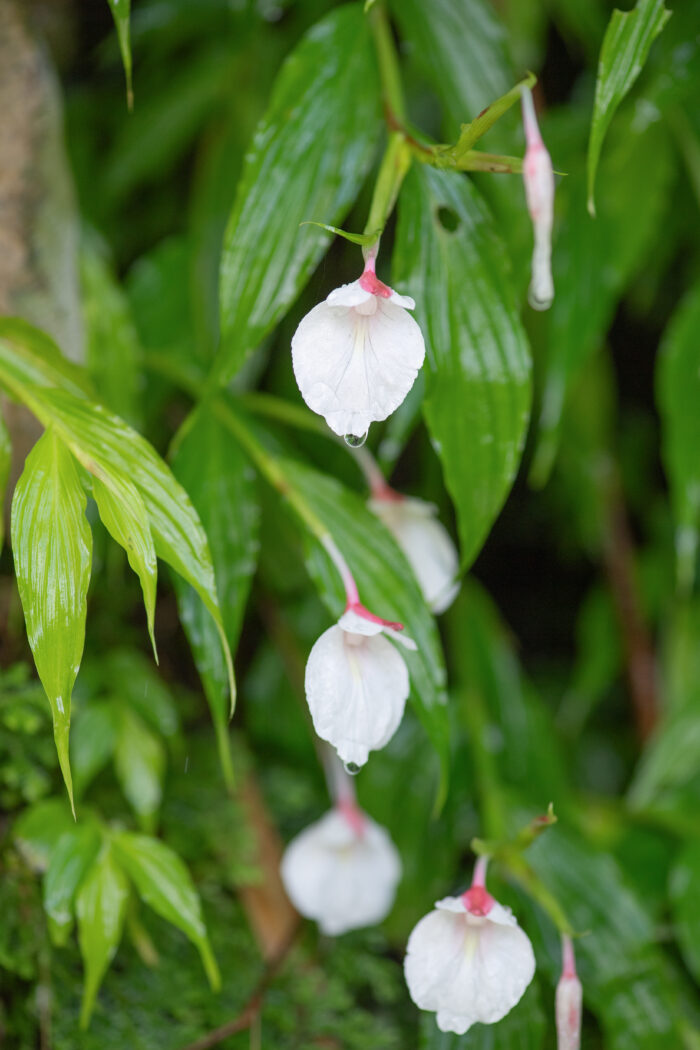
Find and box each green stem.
[369,3,406,122]
[363,132,412,243]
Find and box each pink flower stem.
[321,534,359,606]
[322,745,356,806]
[354,447,401,501]
[561,933,577,979]
[472,855,490,889]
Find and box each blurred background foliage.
[1,0,700,1046]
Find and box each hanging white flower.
[404,863,535,1035]
[291,260,426,440]
[280,802,401,935]
[521,87,555,311]
[305,604,416,769]
[369,491,460,614]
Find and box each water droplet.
[344,761,361,776]
[344,431,368,448]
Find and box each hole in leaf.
[437,206,460,232]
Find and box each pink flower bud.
[556,935,582,1050]
[521,88,555,311]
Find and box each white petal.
[305,624,409,766]
[369,496,460,614]
[291,298,425,437]
[338,609,386,637]
[435,896,467,914]
[280,809,401,935]
[326,280,375,308]
[404,903,535,1035]
[389,290,415,309]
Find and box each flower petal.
[369,496,460,614]
[280,809,401,935]
[305,624,409,766]
[291,298,425,437]
[326,280,375,308]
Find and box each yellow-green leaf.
[76,843,130,1028]
[11,429,93,811]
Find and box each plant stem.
[369,3,406,121]
[363,131,412,246]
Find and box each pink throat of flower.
[359,269,393,299]
[345,600,404,633]
[337,798,365,837]
[372,482,404,503]
[461,885,495,917]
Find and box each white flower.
[280,803,401,935]
[369,493,459,614]
[404,883,535,1035]
[521,88,555,311]
[305,605,416,768]
[291,264,426,439]
[556,936,582,1050]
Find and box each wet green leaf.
[656,282,700,590]
[106,0,133,109]
[0,410,10,552]
[395,166,531,569]
[216,4,380,383]
[11,429,93,810]
[670,840,700,985]
[76,844,130,1027]
[587,0,671,214]
[71,702,119,800]
[13,798,76,872]
[111,831,220,990]
[113,706,165,831]
[44,824,101,946]
[171,408,260,784]
[0,318,91,400]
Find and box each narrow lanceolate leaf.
[389,0,513,130]
[11,429,93,810]
[111,831,220,990]
[171,409,260,785]
[106,0,133,109]
[656,283,700,591]
[0,317,91,399]
[113,706,165,832]
[24,387,234,710]
[587,0,671,214]
[92,474,158,658]
[76,844,130,1028]
[44,824,101,946]
[0,411,11,552]
[395,166,531,568]
[216,4,380,384]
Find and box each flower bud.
[556,936,582,1050]
[521,87,555,311]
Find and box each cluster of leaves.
[1,0,700,1046]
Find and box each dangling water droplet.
[343,761,361,776]
[344,430,368,449]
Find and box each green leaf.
[113,706,165,831]
[656,282,700,590]
[0,317,92,400]
[299,221,382,246]
[11,429,93,810]
[531,110,673,483]
[389,0,513,131]
[216,4,380,383]
[171,408,260,785]
[419,980,545,1049]
[106,0,133,109]
[80,239,141,426]
[111,831,220,990]
[0,410,11,552]
[76,844,130,1028]
[71,701,119,800]
[104,649,179,739]
[44,824,101,946]
[22,386,235,712]
[13,798,76,872]
[670,840,700,985]
[587,0,671,215]
[279,456,450,807]
[394,165,531,568]
[92,474,158,658]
